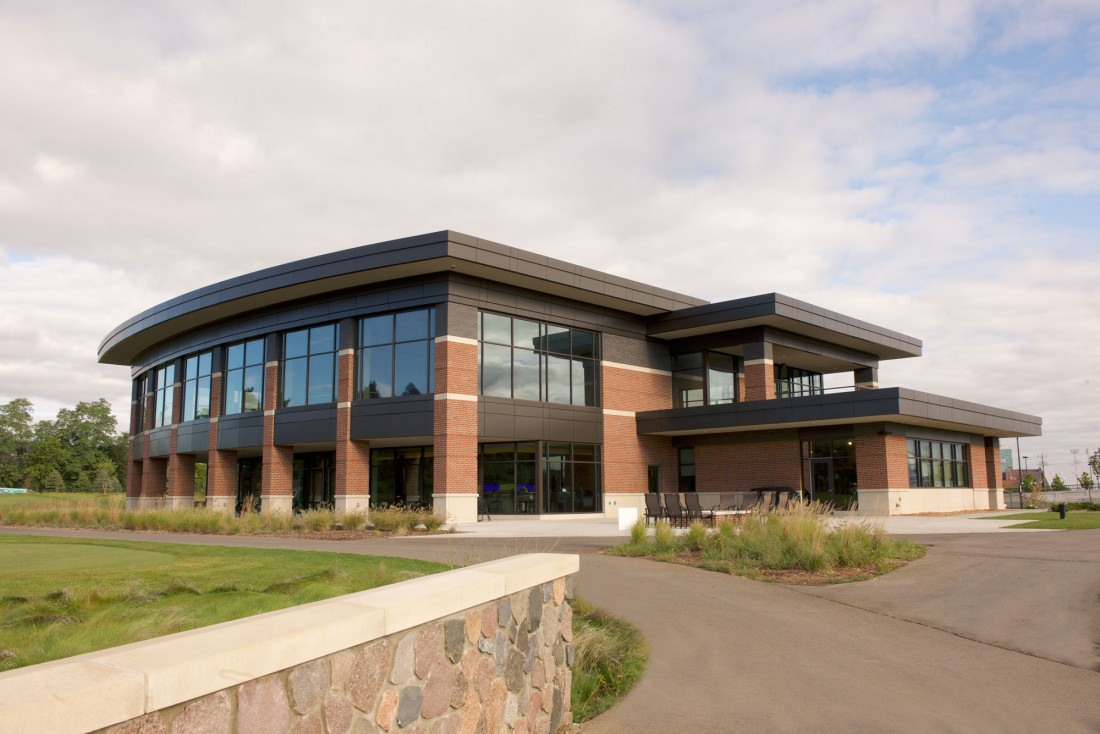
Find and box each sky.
[1,1,1098,483]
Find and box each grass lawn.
[0,534,448,671]
[981,512,1100,530]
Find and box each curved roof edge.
[98,230,708,366]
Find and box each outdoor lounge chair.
[684,493,715,525]
[644,492,666,526]
[717,492,739,512]
[662,493,687,528]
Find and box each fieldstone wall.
[94,578,574,734]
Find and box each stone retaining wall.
[1,554,579,734]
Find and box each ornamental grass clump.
[570,597,648,722]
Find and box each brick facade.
[433,339,479,497]
[691,431,802,492]
[853,429,910,489]
[601,364,676,496]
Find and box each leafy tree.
[24,434,67,491]
[33,399,125,491]
[0,398,34,487]
[1051,474,1067,491]
[1080,473,1094,490]
[194,462,208,500]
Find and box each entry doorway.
[293,452,335,511]
[804,438,858,510]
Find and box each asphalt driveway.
[3,525,1098,732]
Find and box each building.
[99,231,1042,521]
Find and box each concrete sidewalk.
[434,509,1050,539]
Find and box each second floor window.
[478,312,599,407]
[775,365,823,398]
[225,339,265,415]
[282,324,338,407]
[359,308,435,399]
[153,362,175,428]
[672,352,737,408]
[182,352,212,421]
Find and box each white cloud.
[0,0,1097,480]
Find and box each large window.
[182,351,212,422]
[370,446,434,508]
[359,308,435,399]
[775,365,823,398]
[282,324,338,407]
[134,375,147,433]
[478,312,599,407]
[478,442,602,514]
[480,442,538,515]
[672,352,737,408]
[292,452,335,511]
[907,439,970,488]
[678,447,696,492]
[224,338,265,415]
[152,363,175,428]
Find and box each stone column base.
[433,494,477,524]
[125,497,141,511]
[335,495,370,514]
[136,497,163,510]
[164,495,194,510]
[261,495,293,515]
[207,496,234,513]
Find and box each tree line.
[0,398,127,492]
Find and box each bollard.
[1059,503,1067,520]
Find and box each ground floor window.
[236,457,262,513]
[293,452,335,511]
[370,446,434,508]
[801,438,857,509]
[907,440,970,488]
[479,441,602,514]
[678,448,696,492]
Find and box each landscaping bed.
[608,504,925,585]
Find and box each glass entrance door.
[810,458,832,504]
[236,458,262,513]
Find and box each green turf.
[984,512,1100,530]
[0,535,448,671]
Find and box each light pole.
[1071,449,1080,487]
[1016,437,1024,506]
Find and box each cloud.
[0,0,1097,481]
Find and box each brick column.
[853,428,910,515]
[980,436,1005,510]
[138,386,162,509]
[432,336,479,523]
[601,362,676,517]
[744,342,775,402]
[335,333,370,513]
[206,368,238,512]
[261,352,293,514]
[165,377,193,509]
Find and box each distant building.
[1003,468,1048,491]
[1000,448,1014,473]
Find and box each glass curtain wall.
[282,324,338,407]
[775,365,824,398]
[369,446,434,507]
[359,308,435,399]
[907,440,970,488]
[672,352,737,408]
[478,312,599,407]
[478,442,600,514]
[153,363,175,427]
[182,351,212,422]
[292,452,335,510]
[224,339,265,415]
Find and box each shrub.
[629,519,647,546]
[652,520,675,551]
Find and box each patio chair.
[684,493,715,525]
[717,492,739,512]
[644,493,666,526]
[662,493,687,528]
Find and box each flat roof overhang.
[634,387,1041,439]
[99,230,708,366]
[646,294,922,362]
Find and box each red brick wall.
[167,452,196,500]
[433,340,478,496]
[853,431,910,489]
[262,361,293,498]
[601,364,676,495]
[691,432,802,491]
[335,350,370,500]
[141,457,167,500]
[975,437,1002,490]
[205,371,237,501]
[744,362,775,402]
